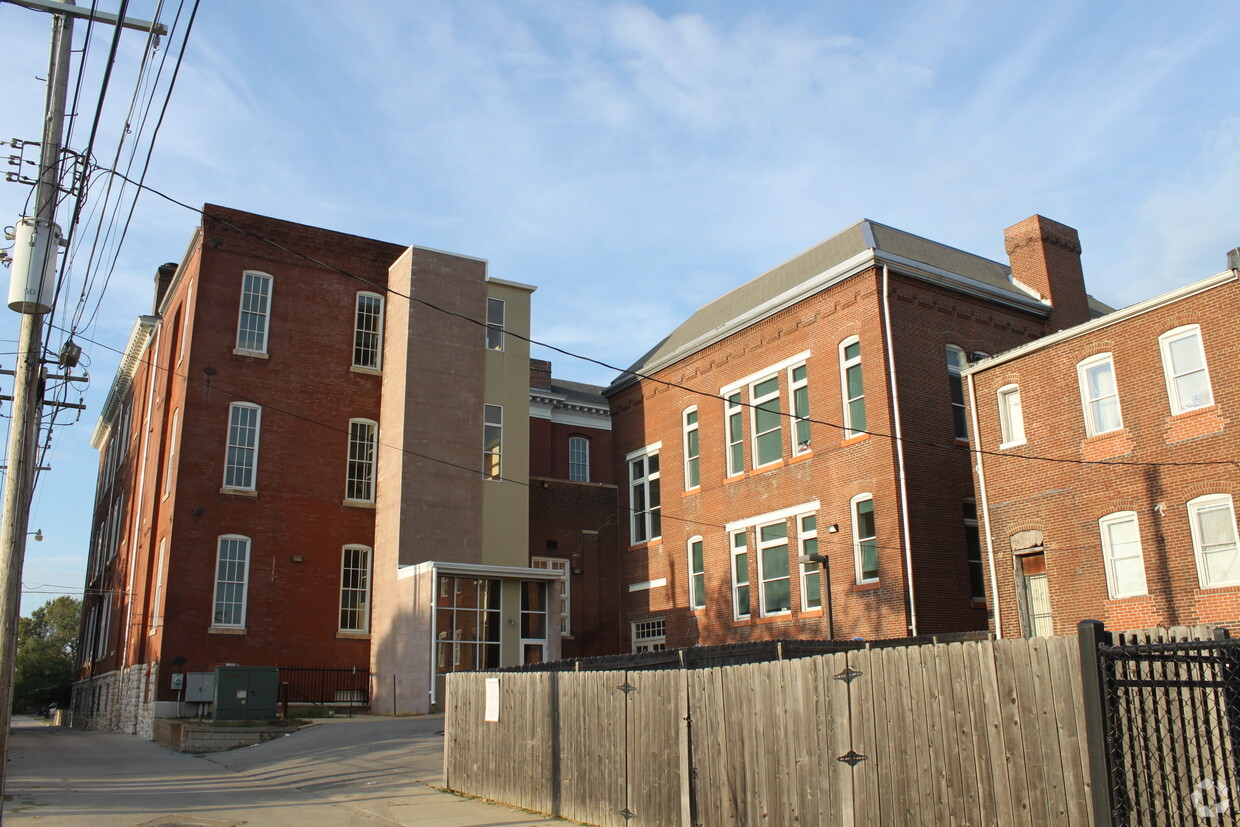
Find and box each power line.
[87,170,1239,473]
[55,323,711,537]
[73,0,197,336]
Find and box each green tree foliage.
[13,596,80,713]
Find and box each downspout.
[880,263,918,637]
[966,373,1002,639]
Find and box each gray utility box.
[213,666,279,721]
[185,672,215,702]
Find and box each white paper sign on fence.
[484,678,500,722]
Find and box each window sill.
[752,613,793,625]
[342,499,376,509]
[970,598,988,609]
[349,365,382,377]
[1081,428,1133,462]
[627,538,662,551]
[1196,582,1240,593]
[853,580,882,592]
[336,631,371,640]
[998,440,1027,451]
[799,606,824,616]
[220,487,257,498]
[730,617,752,627]
[1105,592,1152,603]
[723,473,747,486]
[789,451,813,465]
[841,433,870,447]
[682,486,700,498]
[750,459,787,477]
[1171,403,1218,419]
[208,626,247,635]
[232,348,269,359]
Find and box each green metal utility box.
[212,666,279,721]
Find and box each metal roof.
[605,219,1047,394]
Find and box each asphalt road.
[3,714,567,826]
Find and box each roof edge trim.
[90,316,159,449]
[964,270,1238,375]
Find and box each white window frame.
[353,291,385,370]
[178,279,194,366]
[750,374,783,468]
[163,408,179,499]
[1188,494,1240,589]
[96,595,111,660]
[235,270,273,355]
[731,529,750,620]
[725,393,744,476]
[997,384,1026,448]
[1077,353,1123,436]
[631,617,666,653]
[1099,511,1148,599]
[683,407,700,490]
[483,405,503,480]
[852,493,878,584]
[757,520,792,617]
[627,443,661,544]
[840,337,865,438]
[688,536,706,611]
[486,297,505,351]
[345,418,378,503]
[568,436,590,482]
[150,538,167,632]
[212,535,251,629]
[1159,325,1214,414]
[223,402,261,491]
[798,513,821,611]
[947,345,969,441]
[789,362,811,455]
[531,556,571,636]
[339,545,372,632]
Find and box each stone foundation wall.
[71,662,158,739]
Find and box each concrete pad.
[4,715,571,826]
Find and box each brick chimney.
[530,358,552,390]
[1003,215,1091,332]
[153,261,178,314]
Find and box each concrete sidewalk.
[4,714,569,826]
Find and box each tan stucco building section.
[371,250,554,714]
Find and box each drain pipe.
[966,373,1002,639]
[880,263,918,637]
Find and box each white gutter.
[881,263,917,637]
[966,373,1001,639]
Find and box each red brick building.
[965,251,1240,638]
[75,206,579,733]
[528,360,621,657]
[604,216,1103,651]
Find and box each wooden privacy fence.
[446,635,1095,826]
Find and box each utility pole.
[0,4,74,808]
[0,0,166,809]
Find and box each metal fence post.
[1078,620,1115,827]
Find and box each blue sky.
[2,0,1239,615]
